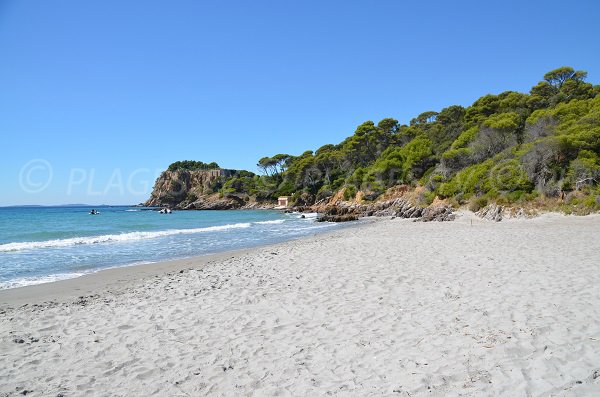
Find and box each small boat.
[159,208,172,214]
[89,209,100,215]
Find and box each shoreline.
[0,211,590,307]
[0,218,372,308]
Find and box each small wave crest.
[0,223,252,252]
[254,219,285,225]
[0,272,86,290]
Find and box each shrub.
[566,150,600,190]
[489,159,532,192]
[504,190,528,203]
[168,160,219,171]
[349,167,367,187]
[331,177,345,191]
[436,160,494,198]
[440,148,473,173]
[450,126,478,149]
[468,196,488,212]
[316,185,333,201]
[186,192,197,202]
[418,190,436,206]
[343,185,357,201]
[276,179,295,196]
[222,187,236,194]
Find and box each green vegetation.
[167,160,220,171]
[171,67,600,212]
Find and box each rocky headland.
[144,168,554,223]
[144,169,276,210]
[145,170,456,222]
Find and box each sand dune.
[1,213,600,396]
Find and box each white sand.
[1,213,600,396]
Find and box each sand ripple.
[1,213,600,396]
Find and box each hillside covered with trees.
[158,67,600,214]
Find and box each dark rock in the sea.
[317,214,359,222]
[184,194,246,210]
[13,338,25,344]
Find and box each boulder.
[417,205,455,222]
[316,214,359,222]
[476,204,537,221]
[476,204,504,221]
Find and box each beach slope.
[1,213,600,396]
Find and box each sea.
[0,206,340,289]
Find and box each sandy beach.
[1,213,600,396]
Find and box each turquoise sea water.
[0,206,338,289]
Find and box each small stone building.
[278,196,290,207]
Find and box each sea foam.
[254,219,286,225]
[0,272,86,289]
[0,222,252,252]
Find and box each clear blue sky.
[1,0,599,205]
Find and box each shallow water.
[0,206,336,289]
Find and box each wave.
[0,223,252,252]
[254,219,285,225]
[125,209,140,212]
[0,272,86,290]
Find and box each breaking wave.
[0,223,252,252]
[254,219,285,225]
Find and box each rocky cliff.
[145,168,455,219]
[144,169,265,210]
